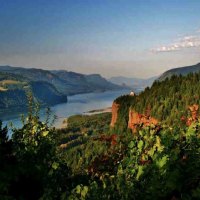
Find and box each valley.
[2,63,200,199]
[2,89,130,131]
[0,65,127,114]
[1,1,200,199]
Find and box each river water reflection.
[2,89,131,132]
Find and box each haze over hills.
[109,62,200,90]
[0,65,126,112]
[159,62,200,81]
[0,66,125,95]
[51,70,124,94]
[3,61,200,114]
[108,76,157,90]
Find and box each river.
[2,89,131,132]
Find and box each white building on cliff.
[130,91,135,96]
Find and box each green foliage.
[68,185,89,200]
[2,73,200,199]
[77,117,200,199]
[0,122,16,200]
[0,94,70,200]
[67,113,111,134]
[115,72,200,129]
[57,113,111,174]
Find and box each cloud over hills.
[152,29,200,53]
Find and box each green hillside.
[0,66,125,95]
[2,70,200,199]
[159,62,200,81]
[0,65,125,112]
[114,72,200,131]
[30,81,67,106]
[0,71,67,113]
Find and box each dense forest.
[114,72,200,130]
[1,72,200,199]
[0,75,67,113]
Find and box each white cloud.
[152,32,200,53]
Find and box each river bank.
[3,89,131,133]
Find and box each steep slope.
[0,81,67,113]
[30,81,67,106]
[111,72,200,131]
[52,70,126,93]
[159,62,200,81]
[85,74,123,91]
[51,70,93,94]
[0,89,27,110]
[0,70,68,112]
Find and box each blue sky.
[0,0,200,78]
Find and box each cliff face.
[128,109,158,132]
[110,100,158,132]
[110,102,120,127]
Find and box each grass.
[0,79,28,91]
[0,86,8,91]
[0,80,21,85]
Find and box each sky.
[0,0,200,78]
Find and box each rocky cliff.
[110,102,120,127]
[110,101,158,132]
[128,109,158,132]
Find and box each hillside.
[112,71,200,131]
[0,65,125,112]
[52,70,123,94]
[0,66,125,95]
[30,81,67,106]
[0,79,67,114]
[159,62,200,81]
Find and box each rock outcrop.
[110,100,158,132]
[128,109,158,132]
[110,102,120,127]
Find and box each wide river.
[2,89,131,132]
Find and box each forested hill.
[114,72,200,130]
[159,62,200,81]
[0,66,126,95]
[0,79,67,114]
[0,65,125,112]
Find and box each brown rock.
[110,102,120,127]
[128,109,158,132]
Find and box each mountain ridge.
[158,62,200,81]
[0,65,125,95]
[0,65,126,112]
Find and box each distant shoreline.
[56,107,112,129]
[83,107,112,115]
